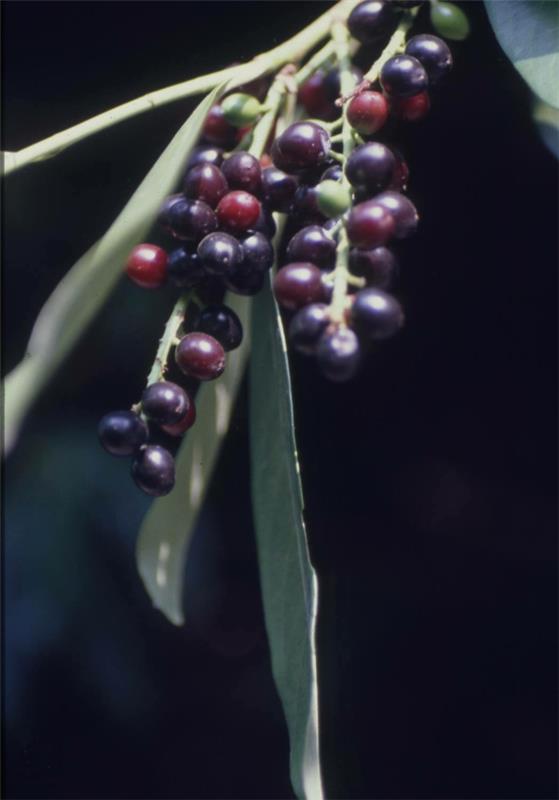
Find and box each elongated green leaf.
[249,277,323,800]
[484,0,559,109]
[3,84,224,455]
[136,293,251,625]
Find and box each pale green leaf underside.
[249,277,323,800]
[135,293,251,625]
[3,84,224,455]
[484,0,559,109]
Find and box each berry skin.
[390,91,430,122]
[406,34,453,84]
[183,163,228,208]
[262,167,298,213]
[345,142,397,195]
[216,191,261,235]
[316,328,361,382]
[197,232,243,276]
[203,105,240,147]
[158,193,184,233]
[131,445,175,497]
[221,93,262,126]
[288,303,330,355]
[167,247,206,288]
[125,244,167,289]
[286,225,337,270]
[161,403,197,437]
[175,332,226,381]
[187,145,224,169]
[291,184,328,226]
[349,247,398,288]
[271,122,331,174]
[380,55,429,97]
[222,151,262,195]
[167,197,218,242]
[224,261,266,296]
[347,91,389,136]
[241,231,274,271]
[348,0,395,44]
[374,190,419,239]
[250,207,277,239]
[351,287,404,339]
[98,411,148,456]
[273,263,324,310]
[141,381,192,425]
[323,66,364,102]
[430,2,470,41]
[298,71,333,118]
[194,304,243,351]
[347,200,396,248]
[321,164,344,182]
[316,180,351,218]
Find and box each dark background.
[3,2,557,799]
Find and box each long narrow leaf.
[4,84,224,455]
[249,277,323,800]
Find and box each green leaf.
[249,277,323,800]
[136,293,251,625]
[533,99,559,159]
[3,84,224,455]
[484,0,559,108]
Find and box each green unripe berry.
[316,180,352,218]
[430,2,470,41]
[221,93,263,127]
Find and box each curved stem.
[3,0,362,176]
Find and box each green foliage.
[430,2,471,41]
[484,0,559,108]
[249,278,323,800]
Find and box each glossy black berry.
[131,445,175,497]
[380,54,428,97]
[405,34,453,84]
[183,163,228,208]
[222,151,262,195]
[224,261,266,296]
[286,225,336,270]
[158,194,184,233]
[262,167,298,213]
[175,332,226,380]
[248,207,277,238]
[351,287,404,339]
[271,122,331,174]
[345,142,397,195]
[187,145,225,169]
[349,246,398,289]
[194,304,243,351]
[273,263,324,310]
[374,191,419,239]
[348,0,395,44]
[241,231,274,271]
[316,328,361,382]
[291,184,328,226]
[167,197,218,242]
[321,164,343,182]
[197,232,243,276]
[98,411,148,457]
[288,303,330,355]
[141,381,191,426]
[167,247,206,288]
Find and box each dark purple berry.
[380,54,428,97]
[291,184,328,226]
[175,332,225,381]
[167,247,206,288]
[323,65,364,102]
[349,246,398,288]
[197,232,243,276]
[271,122,331,174]
[405,34,453,84]
[141,381,191,425]
[161,403,196,438]
[345,142,396,195]
[194,304,243,351]
[187,145,225,169]
[222,151,262,195]
[183,163,228,208]
[158,193,184,233]
[316,328,361,382]
[288,303,330,355]
[273,263,324,310]
[262,167,298,212]
[224,261,266,296]
[348,0,395,44]
[347,200,396,248]
[249,207,277,238]
[374,190,419,238]
[167,197,218,242]
[351,287,404,339]
[131,445,175,497]
[203,105,240,147]
[286,225,336,270]
[98,411,148,456]
[241,231,274,271]
[321,164,344,182]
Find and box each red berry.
[346,201,396,248]
[298,71,333,119]
[203,105,239,147]
[161,402,197,437]
[273,263,325,310]
[125,244,167,289]
[390,91,430,121]
[175,332,225,381]
[216,191,261,234]
[347,91,389,135]
[183,163,228,208]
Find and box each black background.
[3,2,557,799]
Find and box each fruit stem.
[3,0,363,176]
[248,73,292,159]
